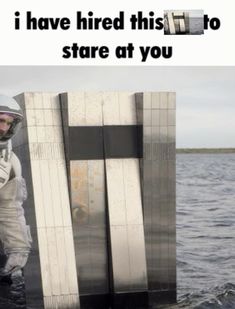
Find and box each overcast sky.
[0,66,234,148]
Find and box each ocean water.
[167,153,235,309]
[189,17,204,35]
[1,153,235,308]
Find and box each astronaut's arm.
[10,152,22,178]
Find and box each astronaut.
[0,95,32,281]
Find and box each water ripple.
[175,154,235,308]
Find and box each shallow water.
[0,275,26,309]
[189,17,204,34]
[1,153,235,308]
[172,154,235,308]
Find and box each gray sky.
[0,66,234,148]
[164,10,203,18]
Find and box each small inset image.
[164,10,204,35]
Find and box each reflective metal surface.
[70,160,109,295]
[103,93,147,294]
[136,92,176,303]
[10,92,176,308]
[61,93,109,297]
[106,159,147,292]
[60,91,176,307]
[13,93,80,309]
[164,11,190,34]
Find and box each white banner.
[1,0,234,65]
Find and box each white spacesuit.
[0,95,32,280]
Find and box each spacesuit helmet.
[0,95,23,143]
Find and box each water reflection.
[0,274,26,309]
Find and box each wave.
[188,283,235,309]
[157,283,235,309]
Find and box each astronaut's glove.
[0,252,29,277]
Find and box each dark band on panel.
[68,125,143,160]
[69,126,104,160]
